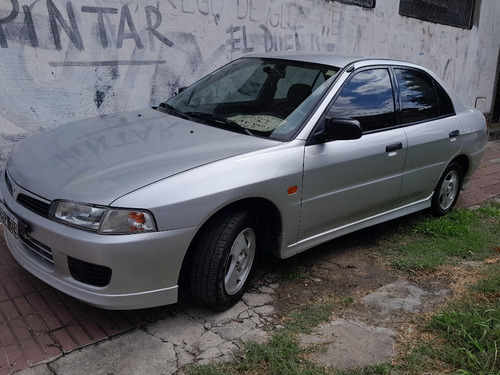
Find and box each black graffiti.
[0,0,19,48]
[81,6,118,49]
[48,60,167,67]
[47,0,84,51]
[258,24,318,52]
[94,90,106,109]
[237,0,257,21]
[1,0,325,54]
[226,25,253,54]
[0,0,174,50]
[0,2,40,48]
[116,5,143,49]
[145,6,174,50]
[267,2,307,31]
[22,5,38,47]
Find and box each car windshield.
[164,57,340,141]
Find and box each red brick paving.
[0,227,176,375]
[457,145,500,207]
[0,143,499,375]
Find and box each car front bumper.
[0,174,197,310]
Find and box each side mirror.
[315,118,362,142]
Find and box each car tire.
[190,208,258,310]
[431,162,463,216]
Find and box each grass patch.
[381,203,500,273]
[283,299,336,334]
[471,263,500,299]
[390,263,500,375]
[186,331,331,375]
[280,259,308,281]
[412,208,477,237]
[429,302,500,374]
[385,203,500,374]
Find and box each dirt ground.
[250,209,492,328]
[250,219,408,317]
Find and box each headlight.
[50,201,105,231]
[49,200,157,234]
[100,209,157,234]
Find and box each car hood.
[7,108,280,205]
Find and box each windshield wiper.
[157,103,193,121]
[185,112,254,136]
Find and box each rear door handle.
[386,142,403,153]
[449,130,460,138]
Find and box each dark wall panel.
[399,0,475,29]
[335,0,376,8]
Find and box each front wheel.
[431,162,463,216]
[190,208,258,310]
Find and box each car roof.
[240,52,464,111]
[245,52,466,112]
[245,52,415,70]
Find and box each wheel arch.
[177,197,283,289]
[450,154,470,185]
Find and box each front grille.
[68,257,112,287]
[4,173,54,266]
[17,194,50,217]
[4,173,51,218]
[21,236,54,266]
[5,173,13,196]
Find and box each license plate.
[0,201,20,238]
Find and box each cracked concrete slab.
[298,279,451,370]
[146,312,205,348]
[51,329,177,375]
[346,279,452,327]
[300,319,397,369]
[14,288,277,375]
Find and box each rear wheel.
[190,208,258,310]
[431,162,463,216]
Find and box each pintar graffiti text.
[0,0,175,50]
[0,0,315,52]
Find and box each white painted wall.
[1,0,499,168]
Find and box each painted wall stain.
[94,90,106,108]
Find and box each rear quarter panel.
[458,107,488,186]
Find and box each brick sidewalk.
[1,143,499,375]
[457,144,500,207]
[0,229,176,375]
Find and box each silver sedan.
[0,54,488,310]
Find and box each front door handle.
[386,142,403,153]
[449,130,460,138]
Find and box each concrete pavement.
[9,286,280,375]
[1,140,500,375]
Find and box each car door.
[298,68,407,250]
[393,68,463,204]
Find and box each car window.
[189,61,268,106]
[327,68,395,132]
[436,83,455,116]
[166,57,339,141]
[394,68,453,124]
[275,65,327,100]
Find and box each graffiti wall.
[0,0,499,168]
